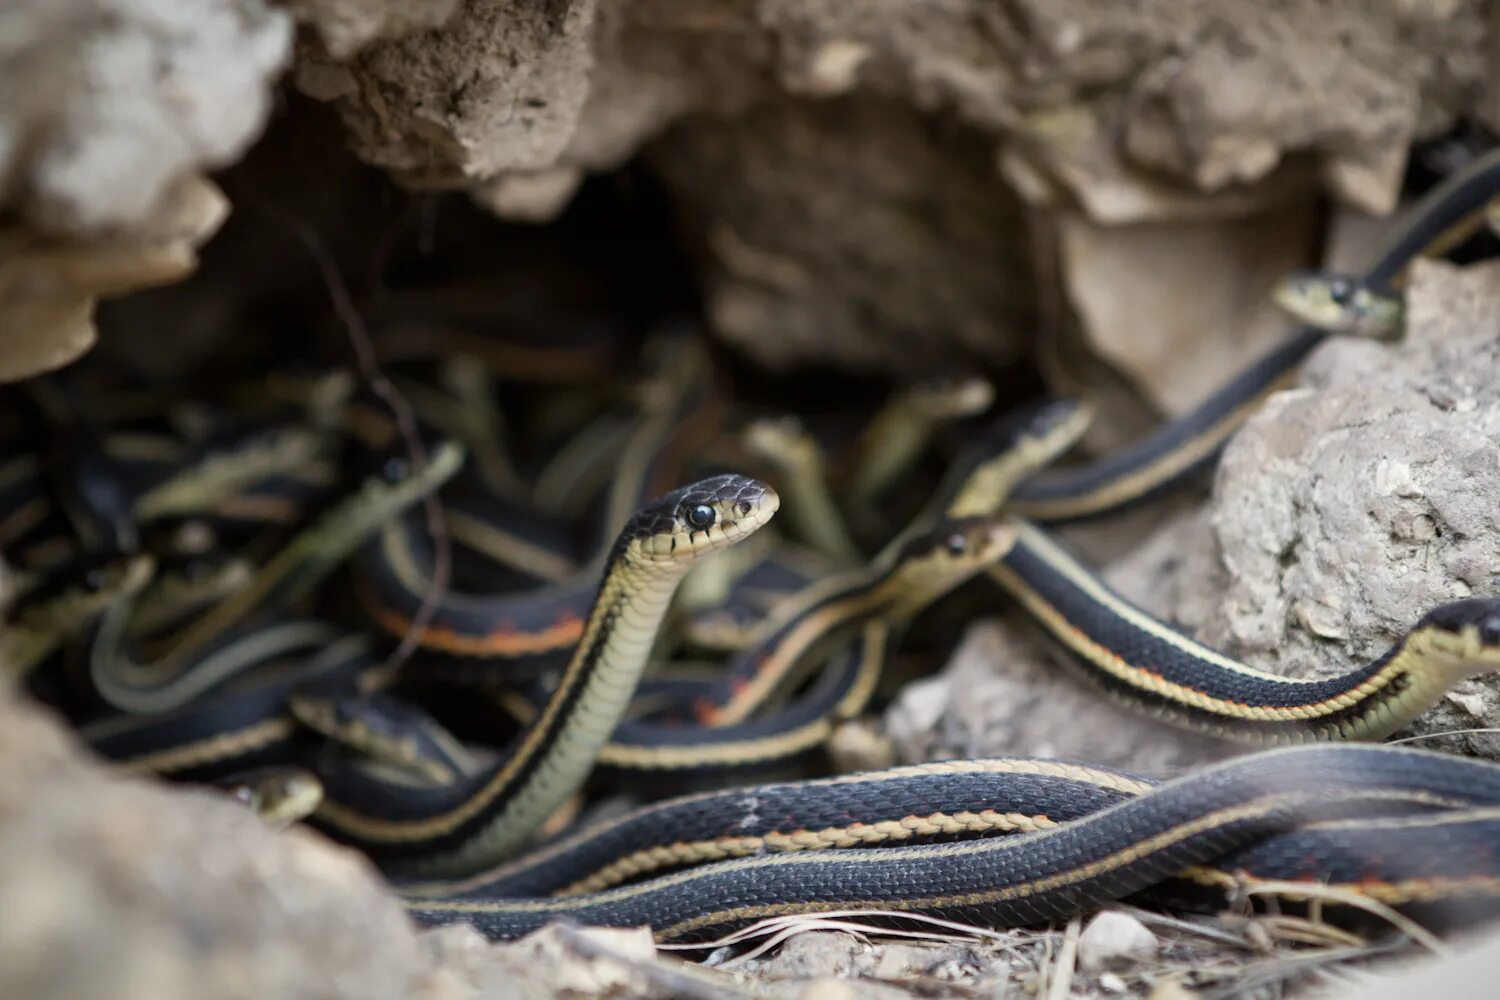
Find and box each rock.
[825,718,898,774]
[299,0,602,184]
[1119,5,1425,203]
[0,174,229,382]
[886,674,955,758]
[649,98,1033,371]
[729,930,1018,997]
[924,259,1500,769]
[742,931,866,980]
[1001,102,1322,226]
[0,689,427,1000]
[289,0,1491,371]
[0,686,746,1000]
[1099,971,1128,993]
[471,167,586,223]
[1336,925,1500,1000]
[288,0,462,60]
[1056,197,1320,415]
[0,0,286,378]
[0,0,290,236]
[1077,912,1159,973]
[1148,259,1500,756]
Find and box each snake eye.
[1481,615,1500,645]
[84,568,108,592]
[380,457,409,483]
[945,533,968,555]
[1327,279,1353,307]
[687,504,716,530]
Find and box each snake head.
[1272,270,1403,339]
[742,416,819,470]
[941,398,1096,519]
[884,517,1017,619]
[970,397,1094,459]
[624,474,779,565]
[905,373,996,419]
[1414,597,1500,663]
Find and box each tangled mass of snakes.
[9,143,1500,953]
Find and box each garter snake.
[16,140,1500,952]
[484,514,1018,778]
[851,374,995,504]
[84,632,376,779]
[357,333,717,664]
[1271,270,1405,339]
[217,766,326,829]
[309,474,779,876]
[743,416,860,562]
[0,554,155,680]
[86,443,461,713]
[405,744,1500,941]
[989,520,1500,743]
[902,400,1500,743]
[1007,145,1500,523]
[689,517,1019,728]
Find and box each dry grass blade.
[1235,881,1449,956]
[1386,728,1500,745]
[1042,916,1080,1000]
[1190,941,1407,1000]
[1253,914,1367,949]
[661,908,1035,963]
[256,202,452,683]
[1114,905,1253,948]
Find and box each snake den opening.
[9,27,1500,1000]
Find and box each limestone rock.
[1056,198,1319,415]
[1156,259,1500,756]
[647,98,1034,371]
[728,930,1020,998]
[0,687,742,1000]
[287,0,462,60]
[1118,4,1427,206]
[0,0,287,377]
[472,167,586,223]
[0,174,229,383]
[300,0,602,185]
[293,0,1490,371]
[1338,925,1500,1000]
[0,0,290,236]
[0,690,426,1000]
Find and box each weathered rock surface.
[0,174,229,382]
[289,0,1488,373]
[649,98,1035,371]
[287,0,462,60]
[888,617,1232,775]
[5,0,1496,379]
[0,686,761,1000]
[0,0,290,235]
[1057,200,1321,416]
[0,0,288,381]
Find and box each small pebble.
[1099,971,1127,993]
[1078,911,1160,972]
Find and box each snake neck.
[1350,626,1500,738]
[386,553,690,877]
